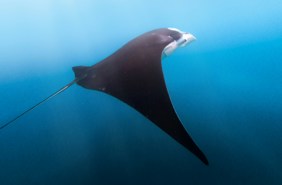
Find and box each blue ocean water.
[0,0,282,184]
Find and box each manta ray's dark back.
[1,28,208,165]
[73,28,209,165]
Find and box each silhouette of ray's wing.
[73,28,209,165]
[1,28,208,165]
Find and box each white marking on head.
[162,28,196,57]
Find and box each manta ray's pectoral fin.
[72,43,209,165]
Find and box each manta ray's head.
[162,28,196,57]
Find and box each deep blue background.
[0,0,282,184]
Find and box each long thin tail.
[0,78,79,130]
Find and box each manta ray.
[1,28,209,165]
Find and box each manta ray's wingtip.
[191,142,209,165]
[183,138,209,165]
[193,144,209,165]
[200,153,209,166]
